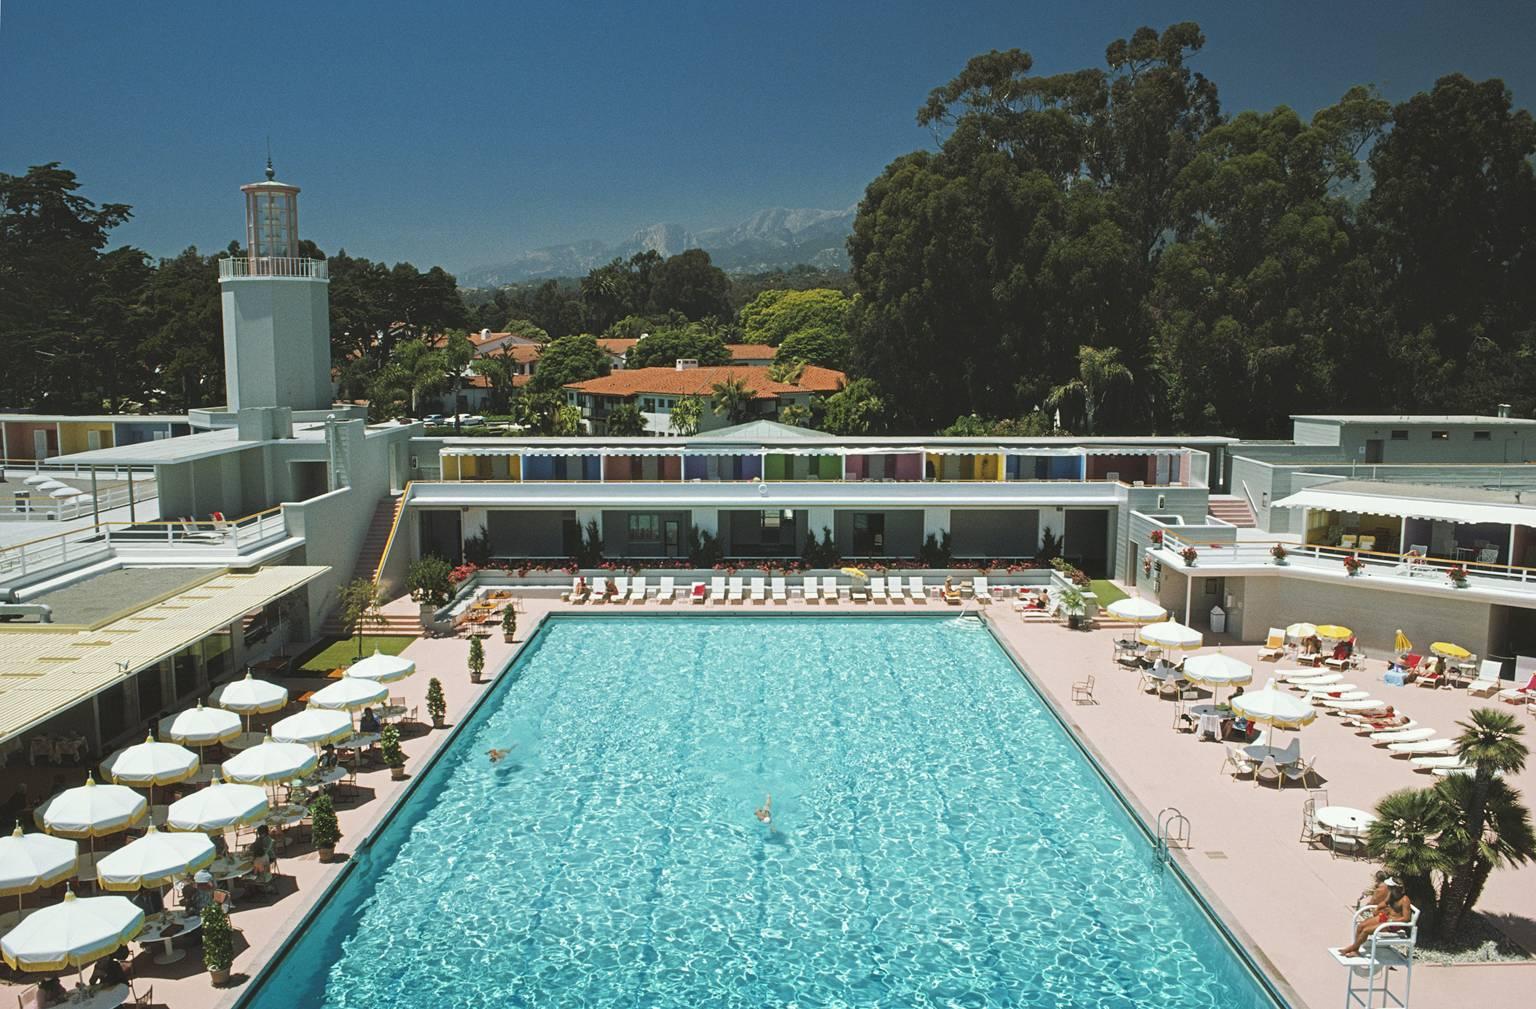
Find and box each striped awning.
[1273,489,1536,529]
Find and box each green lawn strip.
[1088,579,1128,605]
[295,635,413,675]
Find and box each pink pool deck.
[130,592,1531,1009]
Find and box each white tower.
[219,159,333,412]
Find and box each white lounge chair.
[1468,660,1502,697]
[709,576,727,604]
[1387,738,1456,755]
[589,580,609,604]
[561,577,588,603]
[771,577,787,603]
[656,576,676,603]
[822,576,840,601]
[749,577,766,603]
[612,576,629,603]
[801,576,818,603]
[973,576,993,603]
[1410,754,1466,770]
[869,576,887,602]
[908,575,927,602]
[688,581,707,604]
[887,578,906,603]
[1371,726,1436,743]
[727,576,745,602]
[629,576,648,603]
[1258,628,1286,661]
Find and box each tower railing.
[218,256,328,280]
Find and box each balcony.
[218,256,328,280]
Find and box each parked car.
[457,414,486,426]
[422,413,444,424]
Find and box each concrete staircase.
[1208,494,1257,529]
[317,494,417,638]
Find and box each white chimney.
[675,358,698,371]
[480,328,490,339]
[1497,403,1512,418]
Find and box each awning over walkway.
[0,565,328,744]
[1273,489,1536,529]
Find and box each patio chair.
[1280,756,1316,790]
[973,576,993,603]
[908,575,927,602]
[179,517,224,544]
[612,576,630,603]
[801,576,818,603]
[1300,795,1321,845]
[942,582,963,605]
[869,576,887,602]
[1220,744,1255,779]
[1468,660,1502,697]
[1258,628,1286,662]
[1477,547,1499,564]
[1416,664,1445,689]
[822,576,841,601]
[628,576,648,603]
[709,576,727,604]
[589,580,609,604]
[749,577,766,603]
[727,576,745,602]
[887,578,906,603]
[1497,670,1536,705]
[770,577,787,603]
[1071,674,1096,705]
[560,577,583,602]
[656,576,676,603]
[1253,755,1282,788]
[688,581,707,604]
[1357,535,1376,551]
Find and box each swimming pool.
[240,616,1287,1008]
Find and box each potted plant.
[1343,555,1363,576]
[202,899,234,986]
[310,792,341,862]
[406,555,454,623]
[1058,587,1087,630]
[1149,529,1165,547]
[468,634,485,684]
[426,677,447,729]
[1180,545,1198,566]
[501,605,517,644]
[1447,563,1468,587]
[380,723,406,781]
[1269,543,1288,565]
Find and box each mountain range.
[457,206,857,287]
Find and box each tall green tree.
[669,395,703,436]
[1045,346,1132,435]
[709,377,754,425]
[1436,709,1530,931]
[624,324,730,369]
[604,401,647,435]
[526,334,610,393]
[817,378,885,435]
[647,249,731,320]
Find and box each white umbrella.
[159,701,241,748]
[35,777,146,840]
[1182,652,1254,702]
[1231,678,1318,742]
[100,734,199,805]
[95,827,214,892]
[1284,622,1318,641]
[309,677,387,712]
[165,781,268,833]
[48,486,82,498]
[347,648,415,684]
[211,672,288,715]
[22,474,54,486]
[271,708,354,746]
[0,825,78,915]
[0,888,143,974]
[1106,597,1167,623]
[220,739,317,786]
[1138,620,1203,650]
[35,479,66,491]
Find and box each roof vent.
[675,358,698,371]
[1497,402,1512,418]
[480,328,490,339]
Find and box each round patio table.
[1188,704,1228,740]
[209,854,253,882]
[136,910,201,964]
[57,983,129,1009]
[1316,806,1376,836]
[265,802,308,828]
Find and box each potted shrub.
[1447,563,1468,587]
[1058,587,1087,630]
[1343,555,1364,576]
[426,677,447,729]
[310,792,341,862]
[407,555,454,623]
[380,723,406,781]
[468,634,485,685]
[1149,529,1165,547]
[202,899,234,986]
[1180,545,1198,566]
[1269,543,1288,565]
[501,605,517,644]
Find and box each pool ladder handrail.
[1155,807,1191,863]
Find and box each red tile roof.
[566,366,844,400]
[726,343,775,360]
[795,365,847,393]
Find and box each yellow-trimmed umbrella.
[346,648,415,684]
[0,888,143,974]
[1315,625,1352,641]
[35,777,146,840]
[0,825,78,916]
[95,827,214,892]
[159,701,241,748]
[165,780,269,833]
[1231,678,1318,731]
[100,733,199,806]
[840,566,867,581]
[1284,622,1318,641]
[1394,629,1412,654]
[1431,641,1472,660]
[1138,621,1203,651]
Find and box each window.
[641,398,656,412]
[1431,430,1449,440]
[1390,430,1409,441]
[1473,430,1491,441]
[851,513,886,555]
[759,510,783,545]
[628,513,660,543]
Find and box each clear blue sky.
[3,1,1533,273]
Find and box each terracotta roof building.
[565,364,846,435]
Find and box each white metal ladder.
[1155,807,1190,863]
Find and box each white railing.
[0,482,157,522]
[218,256,328,280]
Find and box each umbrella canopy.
[346,648,415,684]
[0,889,144,972]
[22,474,54,486]
[271,708,353,746]
[165,781,268,833]
[95,828,214,892]
[35,479,67,491]
[1106,597,1167,623]
[159,701,241,747]
[840,566,867,581]
[0,825,78,898]
[220,739,317,785]
[1315,624,1353,641]
[35,777,146,839]
[1182,653,1254,689]
[309,677,387,712]
[1394,629,1413,654]
[1430,641,1472,660]
[1230,679,1318,730]
[1138,621,1203,650]
[1284,622,1318,640]
[100,734,199,788]
[48,486,82,498]
[211,672,289,714]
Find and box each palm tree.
[669,395,703,436]
[1365,787,1449,927]
[1432,773,1536,933]
[1436,709,1529,931]
[1045,345,1133,435]
[710,377,754,425]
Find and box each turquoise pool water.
[241,616,1284,1009]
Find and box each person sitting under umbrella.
[89,946,131,989]
[35,977,68,1008]
[359,707,381,734]
[180,869,215,915]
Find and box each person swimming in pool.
[487,747,513,763]
[754,794,772,824]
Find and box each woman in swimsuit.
[1341,880,1411,956]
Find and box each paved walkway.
[98,593,1533,1008]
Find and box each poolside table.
[1315,806,1376,855]
[1188,704,1228,740]
[136,910,201,964]
[58,983,129,1009]
[210,854,253,882]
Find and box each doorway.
[1063,510,1110,578]
[1364,439,1384,464]
[664,519,681,558]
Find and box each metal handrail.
[372,483,412,584]
[1162,531,1536,582]
[217,256,328,280]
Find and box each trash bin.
[1209,605,1226,634]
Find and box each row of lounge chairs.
[562,575,999,605]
